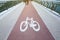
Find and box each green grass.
[0,1,60,14]
[0,1,21,13]
[34,1,60,14]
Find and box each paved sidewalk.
[32,1,60,40]
[0,2,25,40]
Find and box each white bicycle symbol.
[20,17,40,32]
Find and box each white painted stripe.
[0,2,24,20]
[0,2,25,40]
[32,1,60,40]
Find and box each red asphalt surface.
[7,2,55,40]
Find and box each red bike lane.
[7,2,55,40]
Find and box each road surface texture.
[32,2,60,40]
[0,2,25,40]
[7,1,54,40]
[0,1,60,40]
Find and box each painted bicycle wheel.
[32,21,40,32]
[20,21,28,32]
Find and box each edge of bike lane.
[7,1,55,40]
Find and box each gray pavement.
[0,1,60,40]
[32,1,60,40]
[0,2,25,40]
